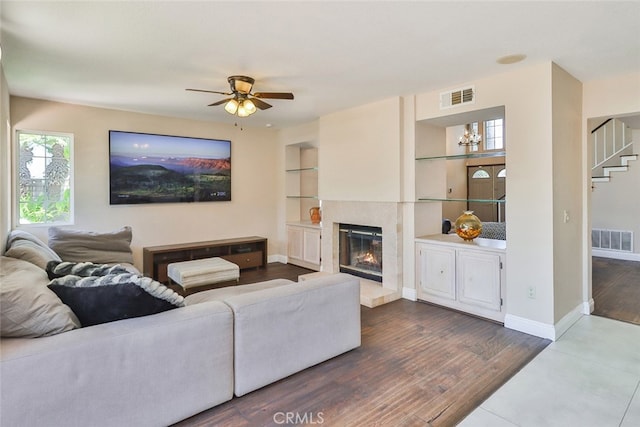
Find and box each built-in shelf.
[286,195,319,199]
[286,167,318,173]
[417,197,506,203]
[416,151,506,161]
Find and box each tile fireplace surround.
[320,200,403,300]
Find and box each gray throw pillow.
[5,229,62,265]
[0,256,80,337]
[5,239,62,270]
[48,226,134,264]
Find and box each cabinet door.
[456,250,502,311]
[416,244,456,300]
[303,228,321,265]
[287,227,304,261]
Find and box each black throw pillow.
[48,274,184,327]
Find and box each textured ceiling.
[1,1,639,129]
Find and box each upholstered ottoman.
[167,257,240,293]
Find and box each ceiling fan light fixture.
[243,99,256,114]
[224,98,239,114]
[229,75,254,94]
[189,75,292,117]
[237,100,255,118]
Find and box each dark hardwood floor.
[174,263,550,427]
[592,256,640,325]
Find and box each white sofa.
[1,236,361,427]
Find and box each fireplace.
[339,224,382,282]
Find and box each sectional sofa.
[0,229,361,427]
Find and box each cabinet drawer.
[223,251,263,269]
[155,251,190,263]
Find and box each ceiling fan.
[186,75,294,117]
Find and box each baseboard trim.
[505,302,584,341]
[402,287,417,301]
[268,254,287,264]
[504,315,556,340]
[592,249,640,262]
[582,298,595,315]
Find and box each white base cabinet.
[415,234,506,322]
[287,223,321,271]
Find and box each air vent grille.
[592,228,633,252]
[440,86,475,109]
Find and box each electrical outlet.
[528,286,536,299]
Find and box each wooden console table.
[143,236,267,284]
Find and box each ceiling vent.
[440,86,475,109]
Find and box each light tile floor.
[459,315,640,427]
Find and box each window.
[16,130,73,225]
[472,169,491,179]
[484,118,504,150]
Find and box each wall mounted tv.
[109,130,231,205]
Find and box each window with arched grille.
[472,169,491,179]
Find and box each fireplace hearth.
[339,224,382,282]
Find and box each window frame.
[14,129,75,227]
[483,118,504,151]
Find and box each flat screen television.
[109,130,231,205]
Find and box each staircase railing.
[592,118,633,170]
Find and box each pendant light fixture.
[458,123,482,146]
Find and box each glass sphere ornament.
[454,211,483,241]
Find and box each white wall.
[318,97,402,202]
[9,97,280,270]
[583,72,640,119]
[0,65,10,253]
[551,63,583,322]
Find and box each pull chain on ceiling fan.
[187,75,294,117]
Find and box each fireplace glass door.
[339,224,382,282]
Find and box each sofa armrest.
[223,273,361,396]
[1,301,234,427]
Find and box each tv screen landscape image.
[109,130,231,205]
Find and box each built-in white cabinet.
[287,223,321,271]
[415,234,506,322]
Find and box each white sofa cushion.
[184,278,294,305]
[223,273,361,396]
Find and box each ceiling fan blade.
[208,98,233,106]
[186,88,232,96]
[250,97,272,110]
[253,92,294,100]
